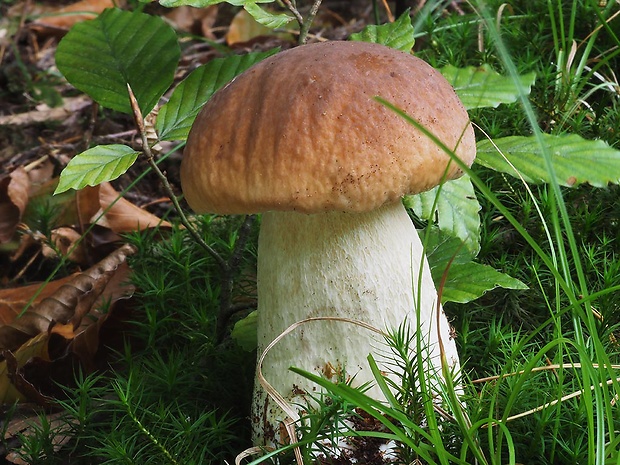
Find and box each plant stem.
[126,84,228,272]
[125,404,180,465]
[281,0,322,45]
[299,0,322,44]
[281,0,304,30]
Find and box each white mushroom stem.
[252,201,460,446]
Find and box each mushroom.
[180,40,476,446]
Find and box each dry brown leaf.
[94,182,172,232]
[41,227,87,264]
[3,349,55,406]
[0,243,137,354]
[0,244,136,403]
[69,261,134,370]
[75,185,100,228]
[30,0,117,32]
[0,97,91,126]
[226,8,273,46]
[0,168,31,243]
[0,278,70,326]
[165,5,218,38]
[24,156,56,191]
[0,333,50,404]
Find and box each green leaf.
[476,133,620,187]
[423,227,476,266]
[425,229,527,304]
[404,175,481,254]
[243,2,293,28]
[436,262,528,304]
[55,8,180,115]
[156,49,278,141]
[54,145,139,194]
[349,10,415,52]
[439,64,536,110]
[231,311,257,351]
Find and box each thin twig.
[298,0,323,44]
[126,84,227,271]
[82,101,98,152]
[280,0,304,28]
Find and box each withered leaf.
[3,350,54,407]
[226,8,272,46]
[0,244,136,404]
[0,279,69,326]
[29,0,117,32]
[68,261,134,370]
[41,227,87,264]
[94,182,172,233]
[0,168,31,243]
[0,97,91,126]
[0,333,49,404]
[0,243,137,354]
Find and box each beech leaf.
[31,0,115,31]
[424,229,527,304]
[0,244,136,403]
[0,333,50,404]
[243,2,293,29]
[55,8,180,115]
[405,175,481,254]
[440,64,536,110]
[350,10,415,52]
[0,243,136,354]
[156,49,278,141]
[476,133,620,187]
[0,168,31,243]
[94,182,172,232]
[54,145,139,195]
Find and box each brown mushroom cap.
[181,40,476,214]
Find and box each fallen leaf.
[226,8,272,46]
[0,243,137,354]
[0,278,70,326]
[165,5,218,38]
[3,349,54,406]
[0,243,136,404]
[41,227,87,264]
[30,0,117,32]
[75,185,101,228]
[0,333,50,404]
[94,182,172,232]
[0,168,31,243]
[0,97,91,126]
[69,261,134,370]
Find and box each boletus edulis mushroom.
[180,40,476,447]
